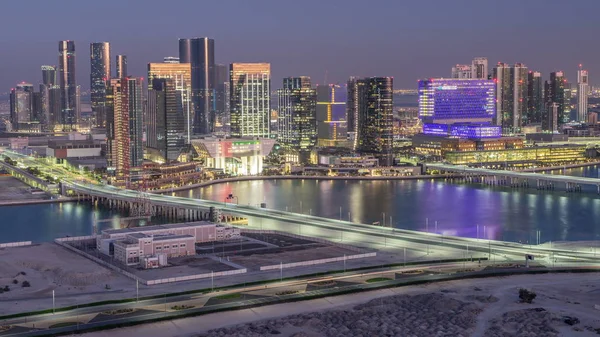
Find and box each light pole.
[403,247,406,267]
[211,271,214,291]
[280,262,283,282]
[426,218,429,232]
[339,206,342,220]
[382,212,385,227]
[52,290,55,314]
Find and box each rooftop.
[102,221,214,235]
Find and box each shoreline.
[0,197,78,207]
[520,160,600,173]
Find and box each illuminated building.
[277,76,317,163]
[58,40,78,130]
[164,56,179,64]
[188,37,215,135]
[545,71,568,126]
[354,77,394,166]
[472,57,488,79]
[40,66,60,131]
[106,79,130,179]
[178,38,192,64]
[316,84,347,147]
[125,78,144,167]
[214,64,230,134]
[493,63,528,132]
[90,42,110,127]
[577,66,589,122]
[116,55,127,78]
[527,71,544,124]
[191,137,275,175]
[146,78,186,163]
[444,144,588,166]
[451,64,472,79]
[10,83,40,132]
[412,134,523,157]
[147,62,192,142]
[229,63,271,138]
[346,77,358,137]
[544,102,559,132]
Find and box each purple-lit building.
[418,78,499,139]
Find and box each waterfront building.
[451,64,472,79]
[58,40,78,130]
[493,63,528,132]
[229,63,271,138]
[277,76,317,163]
[125,77,144,167]
[190,137,275,175]
[316,84,348,147]
[444,144,588,166]
[116,55,127,78]
[471,57,488,79]
[353,77,394,166]
[10,83,40,132]
[188,37,215,135]
[146,78,186,163]
[545,71,568,126]
[527,71,544,124]
[147,62,192,143]
[346,77,359,139]
[90,42,111,127]
[40,65,61,131]
[577,66,589,122]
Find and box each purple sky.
[1,0,599,92]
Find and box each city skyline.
[1,0,599,92]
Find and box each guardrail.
[240,229,371,254]
[260,252,377,271]
[0,241,32,248]
[147,268,247,285]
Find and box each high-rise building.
[545,71,568,126]
[189,37,215,134]
[58,40,78,130]
[471,57,488,79]
[42,65,57,86]
[451,64,472,79]
[229,63,271,138]
[147,78,186,163]
[316,84,347,147]
[90,42,111,127]
[178,38,192,64]
[544,102,559,132]
[353,77,394,166]
[116,55,127,78]
[493,63,528,132]
[10,83,35,130]
[106,79,130,179]
[527,71,544,124]
[577,66,589,122]
[346,77,359,136]
[40,65,60,131]
[125,78,144,167]
[147,62,191,143]
[214,64,230,134]
[277,77,317,163]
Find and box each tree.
[519,288,536,303]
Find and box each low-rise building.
[191,137,275,175]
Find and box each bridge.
[425,163,600,193]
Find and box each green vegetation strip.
[214,293,242,300]
[365,277,392,283]
[48,322,79,329]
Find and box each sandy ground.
[82,273,600,337]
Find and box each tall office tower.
[527,71,544,124]
[577,65,589,122]
[189,37,215,134]
[277,77,317,163]
[42,65,57,86]
[214,64,230,134]
[124,78,144,167]
[90,42,111,127]
[106,79,130,179]
[346,77,359,136]
[471,57,488,79]
[316,84,347,147]
[10,83,34,130]
[164,57,179,64]
[354,77,394,166]
[178,38,192,64]
[229,63,271,138]
[493,63,528,132]
[544,102,559,132]
[451,64,472,79]
[40,65,59,130]
[147,78,186,162]
[147,62,191,143]
[546,71,568,125]
[116,55,127,78]
[58,40,78,130]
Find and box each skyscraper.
[577,65,589,122]
[40,65,60,131]
[178,38,192,64]
[116,55,127,78]
[125,78,144,167]
[229,63,271,138]
[214,64,230,134]
[316,84,347,147]
[42,65,57,86]
[106,79,130,179]
[277,77,317,163]
[147,78,186,163]
[493,63,528,132]
[354,77,394,166]
[90,42,111,127]
[10,83,35,131]
[147,62,191,143]
[346,77,359,136]
[471,57,488,79]
[59,40,78,130]
[546,71,568,126]
[189,37,215,134]
[451,64,472,79]
[527,71,544,124]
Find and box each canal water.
[2,165,600,244]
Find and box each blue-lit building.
[418,78,499,139]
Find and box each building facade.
[316,84,347,147]
[229,63,271,138]
[90,42,111,128]
[353,77,394,166]
[191,137,275,175]
[125,77,144,167]
[277,77,317,163]
[106,79,130,179]
[10,83,37,131]
[545,71,568,126]
[577,67,589,122]
[116,55,127,78]
[451,64,472,79]
[471,57,488,79]
[527,71,544,124]
[178,38,192,64]
[493,63,528,132]
[189,37,215,135]
[40,65,60,131]
[58,40,78,130]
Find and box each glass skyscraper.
[527,71,544,124]
[90,42,111,127]
[59,40,78,130]
[125,78,144,167]
[147,78,186,163]
[316,84,347,147]
[116,55,127,78]
[493,63,528,132]
[40,65,60,131]
[277,76,317,163]
[178,38,192,64]
[189,37,215,135]
[229,63,271,138]
[545,71,568,126]
[10,83,35,130]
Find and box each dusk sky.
[1,0,599,92]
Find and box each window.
[180,243,186,247]
[156,246,162,250]
[172,244,178,248]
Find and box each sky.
[1,0,599,93]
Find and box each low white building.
[191,137,275,175]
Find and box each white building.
[471,57,488,79]
[191,137,275,175]
[451,64,472,79]
[578,66,589,122]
